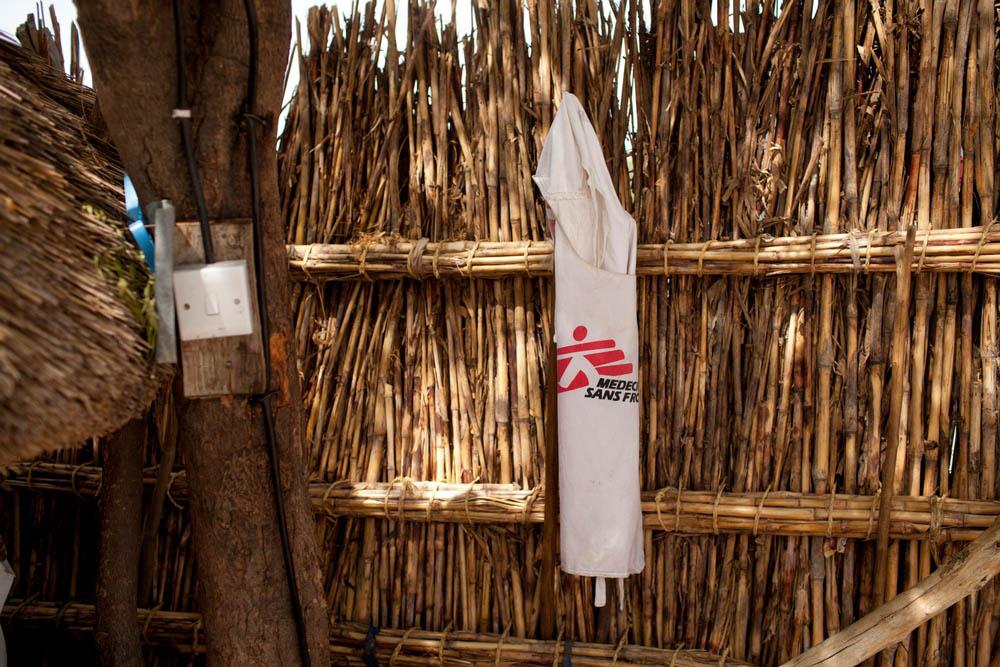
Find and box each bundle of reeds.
[287,226,1000,281]
[9,464,1000,542]
[0,601,748,666]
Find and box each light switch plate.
[173,260,255,341]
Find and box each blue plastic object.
[124,174,155,271]
[128,220,155,272]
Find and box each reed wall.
[3,1,1000,666]
[277,1,1000,664]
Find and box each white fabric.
[0,560,13,667]
[534,93,644,606]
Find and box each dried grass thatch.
[0,37,157,464]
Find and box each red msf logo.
[556,325,633,393]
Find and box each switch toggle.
[173,260,255,341]
[204,294,220,315]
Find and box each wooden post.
[782,516,1000,667]
[94,418,145,667]
[874,225,916,606]
[540,279,559,638]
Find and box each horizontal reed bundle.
[5,464,996,541]
[313,483,996,542]
[1,601,746,667]
[2,600,205,654]
[328,621,753,667]
[288,226,1000,281]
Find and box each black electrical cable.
[172,0,214,264]
[241,1,312,666]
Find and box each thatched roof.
[0,38,158,464]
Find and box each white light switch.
[173,260,255,341]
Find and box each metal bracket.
[148,200,177,364]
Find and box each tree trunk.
[74,1,328,664]
[95,418,145,667]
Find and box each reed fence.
[4,0,1000,665]
[275,0,1000,664]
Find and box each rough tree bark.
[95,418,145,667]
[74,1,328,664]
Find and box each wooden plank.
[174,220,265,398]
[781,517,1000,666]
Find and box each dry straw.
[0,37,157,465]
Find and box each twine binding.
[69,462,89,498]
[300,243,316,283]
[438,622,453,665]
[191,618,203,656]
[865,229,876,272]
[465,240,481,279]
[522,484,543,524]
[433,243,443,279]
[917,228,932,272]
[551,628,564,667]
[697,241,712,277]
[408,238,430,279]
[971,220,996,273]
[654,488,669,532]
[495,622,512,667]
[668,644,685,667]
[141,602,164,645]
[865,485,882,540]
[390,627,419,666]
[425,481,440,522]
[166,471,183,510]
[611,630,628,665]
[847,229,862,273]
[752,486,771,537]
[358,243,372,281]
[461,476,481,526]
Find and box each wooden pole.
[874,225,917,606]
[94,419,145,667]
[782,516,1000,667]
[540,278,559,638]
